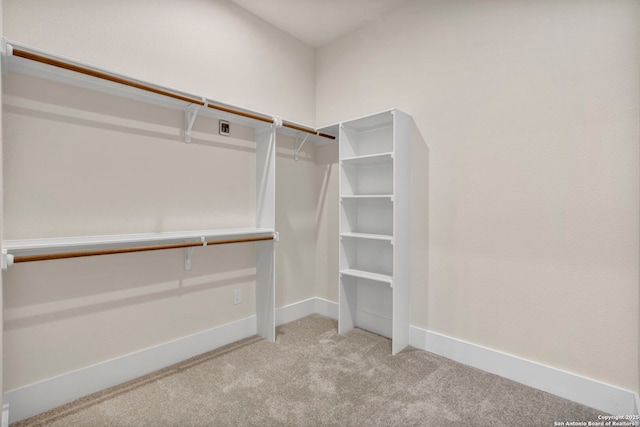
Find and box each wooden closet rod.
[12,49,273,123]
[11,235,274,264]
[11,48,335,140]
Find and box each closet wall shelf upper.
[0,38,336,144]
[1,227,276,270]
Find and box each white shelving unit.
[0,38,344,424]
[338,109,413,355]
[0,39,331,343]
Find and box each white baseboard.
[2,404,9,427]
[4,315,258,424]
[409,325,638,416]
[5,298,636,423]
[275,296,340,326]
[313,297,339,320]
[356,310,392,339]
[292,298,639,415]
[275,297,317,326]
[5,298,331,424]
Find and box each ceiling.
[231,0,410,48]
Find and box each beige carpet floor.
[14,314,604,426]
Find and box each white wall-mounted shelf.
[339,232,393,242]
[340,195,394,200]
[2,228,276,271]
[3,227,275,258]
[340,269,393,285]
[1,38,336,145]
[340,152,393,165]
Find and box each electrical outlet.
[219,120,230,136]
[233,289,241,305]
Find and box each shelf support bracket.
[184,98,207,143]
[1,40,12,77]
[0,38,11,56]
[294,133,309,161]
[1,250,14,270]
[184,247,195,270]
[184,237,207,270]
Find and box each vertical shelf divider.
[255,124,277,342]
[391,110,411,355]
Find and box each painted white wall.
[3,74,259,239]
[314,143,338,302]
[2,72,258,388]
[275,134,318,307]
[2,0,318,390]
[316,0,640,391]
[3,0,639,411]
[3,0,315,124]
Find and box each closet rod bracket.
[0,40,12,77]
[184,237,207,270]
[184,99,207,143]
[1,250,14,270]
[0,39,12,56]
[294,133,309,161]
[184,246,196,270]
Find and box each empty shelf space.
[340,197,393,236]
[340,269,393,285]
[342,111,394,132]
[340,237,393,279]
[340,160,393,196]
[340,114,394,158]
[340,232,393,242]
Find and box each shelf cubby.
[340,197,393,236]
[340,112,394,158]
[340,237,393,278]
[340,159,393,196]
[338,275,394,340]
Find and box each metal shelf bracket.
[184,237,207,270]
[294,133,309,161]
[184,98,207,143]
[184,247,195,270]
